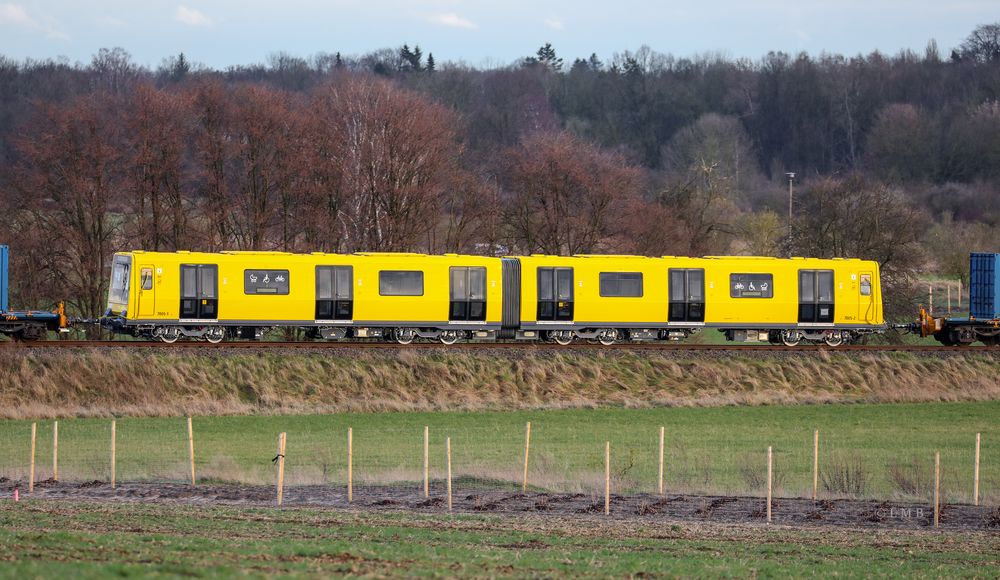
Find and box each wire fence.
[0,416,994,513]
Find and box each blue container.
[0,245,7,313]
[969,252,1000,320]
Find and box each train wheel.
[781,330,801,347]
[823,332,844,347]
[439,330,459,345]
[205,327,225,344]
[394,328,415,345]
[159,327,180,343]
[597,329,619,346]
[551,331,574,346]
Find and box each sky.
[0,1,997,69]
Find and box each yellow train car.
[104,250,882,345]
[509,254,882,345]
[104,250,503,343]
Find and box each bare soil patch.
[4,478,996,532]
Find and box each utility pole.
[785,172,796,253]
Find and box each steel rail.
[2,340,996,353]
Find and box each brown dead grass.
[0,347,998,418]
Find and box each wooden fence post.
[974,433,981,507]
[604,441,611,516]
[766,446,773,524]
[446,436,453,513]
[52,421,58,482]
[111,420,116,489]
[423,425,429,498]
[658,426,665,497]
[522,421,531,493]
[347,427,353,503]
[813,429,819,501]
[933,451,940,528]
[276,432,287,506]
[187,417,196,485]
[29,422,36,494]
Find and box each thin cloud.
[544,19,565,31]
[428,12,477,30]
[0,3,68,40]
[0,3,32,26]
[175,5,212,27]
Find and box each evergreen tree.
[587,53,603,71]
[334,52,344,69]
[426,53,435,73]
[536,43,563,71]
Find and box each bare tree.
[123,83,195,250]
[958,22,1000,63]
[500,130,644,255]
[310,76,462,251]
[9,93,124,317]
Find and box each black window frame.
[180,264,218,320]
[316,265,354,320]
[599,272,643,298]
[537,267,574,321]
[243,269,290,295]
[798,269,835,323]
[379,270,424,297]
[729,273,774,299]
[669,268,705,322]
[449,266,487,321]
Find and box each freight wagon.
[915,253,1000,346]
[0,245,68,340]
[101,250,884,346]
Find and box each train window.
[180,265,218,319]
[669,268,705,322]
[799,270,835,323]
[108,256,131,304]
[380,270,424,296]
[730,274,773,298]
[316,266,353,320]
[537,267,574,321]
[244,269,289,295]
[600,272,643,297]
[140,268,153,290]
[450,267,487,321]
[860,274,872,296]
[181,266,197,298]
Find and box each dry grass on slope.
[0,347,998,419]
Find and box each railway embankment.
[1,347,998,418]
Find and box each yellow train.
[103,251,883,346]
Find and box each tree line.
[1,24,999,319]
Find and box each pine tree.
[170,52,190,82]
[587,53,603,71]
[536,43,563,72]
[334,52,344,69]
[412,45,424,71]
[426,53,436,73]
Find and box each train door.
[137,265,155,318]
[858,271,875,323]
[798,270,834,323]
[668,268,705,322]
[537,267,573,321]
[315,266,353,321]
[180,264,218,320]
[450,266,487,321]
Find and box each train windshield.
[108,255,132,305]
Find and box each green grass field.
[2,402,996,501]
[0,501,996,578]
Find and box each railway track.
[1,340,995,353]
